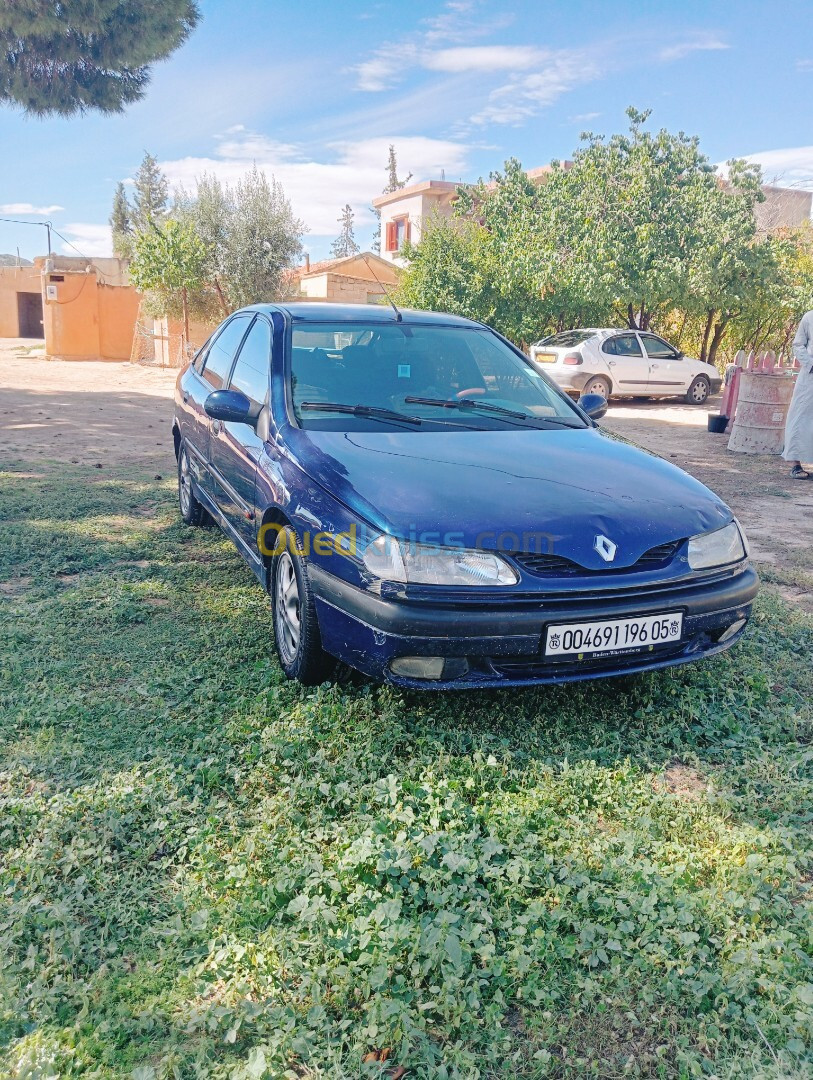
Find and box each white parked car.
[529,329,722,405]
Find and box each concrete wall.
[98,283,142,361]
[301,272,388,304]
[0,265,43,337]
[39,260,141,361]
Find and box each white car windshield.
[290,322,586,431]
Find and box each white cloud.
[422,0,514,46]
[424,45,544,73]
[735,146,813,190]
[158,132,471,236]
[59,223,113,258]
[354,44,419,92]
[471,52,598,126]
[0,202,64,215]
[658,33,729,62]
[796,58,813,71]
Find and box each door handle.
[210,419,222,435]
[608,360,616,366]
[650,364,659,369]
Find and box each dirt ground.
[1,338,811,607]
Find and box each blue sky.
[1,0,812,262]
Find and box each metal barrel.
[727,371,797,454]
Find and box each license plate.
[535,352,556,363]
[545,611,683,658]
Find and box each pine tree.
[131,152,169,233]
[385,144,412,194]
[372,145,412,252]
[0,1,199,117]
[331,204,359,259]
[110,182,133,258]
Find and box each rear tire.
[272,526,334,685]
[583,375,611,399]
[686,376,710,405]
[178,444,206,526]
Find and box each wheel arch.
[258,505,294,591]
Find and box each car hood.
[287,426,731,570]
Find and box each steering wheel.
[456,387,486,399]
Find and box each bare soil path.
[1,343,810,606]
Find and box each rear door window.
[201,315,251,389]
[603,334,643,356]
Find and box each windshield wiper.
[404,396,582,427]
[404,395,529,420]
[300,401,422,426]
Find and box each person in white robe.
[784,310,813,479]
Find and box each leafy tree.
[131,152,169,233]
[0,0,199,117]
[218,165,304,309]
[128,219,206,341]
[109,181,133,259]
[175,165,305,312]
[331,204,359,259]
[399,109,795,358]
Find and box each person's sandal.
[790,465,811,479]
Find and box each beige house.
[292,251,400,304]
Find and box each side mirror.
[577,392,608,421]
[204,389,254,425]
[675,351,684,359]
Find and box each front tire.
[178,444,206,526]
[272,527,334,685]
[686,376,710,405]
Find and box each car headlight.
[687,521,747,570]
[363,535,518,586]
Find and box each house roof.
[292,251,399,281]
[372,180,459,209]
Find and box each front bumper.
[310,564,759,689]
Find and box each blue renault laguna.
[172,303,757,689]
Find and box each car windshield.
[535,330,595,348]
[290,322,585,431]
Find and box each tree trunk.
[699,309,715,362]
[627,302,637,329]
[674,310,688,348]
[708,315,729,367]
[182,287,190,348]
[213,277,230,318]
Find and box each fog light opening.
[717,618,746,643]
[390,656,445,680]
[389,656,470,680]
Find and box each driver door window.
[639,334,687,389]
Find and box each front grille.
[514,540,682,578]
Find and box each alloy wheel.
[179,449,192,515]
[275,551,301,664]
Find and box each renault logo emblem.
[594,534,617,562]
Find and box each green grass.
[1,463,812,1079]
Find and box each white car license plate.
[535,352,556,363]
[545,611,683,657]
